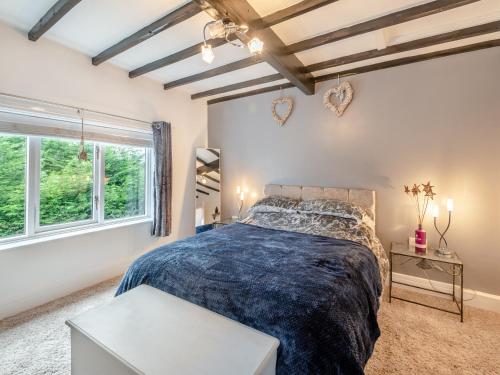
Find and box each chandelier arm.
[203,20,219,45]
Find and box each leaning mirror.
[195,148,221,234]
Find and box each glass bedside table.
[213,217,239,228]
[389,242,464,322]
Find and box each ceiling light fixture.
[247,37,264,55]
[201,43,214,64]
[201,19,263,64]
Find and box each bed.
[117,184,388,375]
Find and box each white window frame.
[0,134,153,245]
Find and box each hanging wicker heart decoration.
[323,81,354,117]
[271,96,293,126]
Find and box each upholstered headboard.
[264,184,376,222]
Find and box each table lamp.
[433,198,454,257]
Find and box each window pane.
[104,145,145,219]
[40,138,94,226]
[0,135,26,238]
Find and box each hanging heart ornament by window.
[323,81,353,117]
[271,96,293,126]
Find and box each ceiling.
[0,0,499,103]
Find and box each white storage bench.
[66,284,279,375]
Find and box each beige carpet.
[1,279,499,375]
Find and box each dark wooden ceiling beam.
[196,188,210,195]
[202,174,220,184]
[197,182,220,192]
[28,0,81,41]
[314,39,500,83]
[305,20,500,73]
[165,0,481,89]
[129,38,227,78]
[197,159,220,174]
[207,148,220,157]
[195,0,315,95]
[92,2,203,66]
[196,156,209,165]
[252,0,338,29]
[287,0,480,54]
[207,83,294,105]
[191,73,283,99]
[134,0,334,80]
[208,39,500,104]
[196,21,500,99]
[164,56,262,89]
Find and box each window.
[104,145,146,220]
[0,135,151,242]
[40,138,95,226]
[0,135,26,238]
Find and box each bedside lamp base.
[436,247,453,258]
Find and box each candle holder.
[433,202,453,258]
[238,197,244,219]
[235,186,247,219]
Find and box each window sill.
[0,217,153,252]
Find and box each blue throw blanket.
[117,223,382,374]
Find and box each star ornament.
[425,190,436,200]
[422,181,434,194]
[411,184,420,196]
[404,185,410,194]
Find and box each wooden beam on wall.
[286,0,480,54]
[92,2,202,66]
[191,73,283,99]
[135,0,334,80]
[207,39,500,104]
[197,0,315,95]
[28,0,82,41]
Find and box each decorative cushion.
[297,198,375,228]
[248,196,300,214]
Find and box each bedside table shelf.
[389,242,464,322]
[213,217,239,228]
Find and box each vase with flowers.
[404,182,436,254]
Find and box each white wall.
[0,21,206,319]
[208,47,500,296]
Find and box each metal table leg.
[460,264,464,322]
[452,264,456,302]
[389,253,393,303]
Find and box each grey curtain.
[151,121,172,237]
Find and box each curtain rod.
[0,91,151,125]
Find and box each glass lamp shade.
[247,37,264,54]
[201,44,215,64]
[206,20,225,39]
